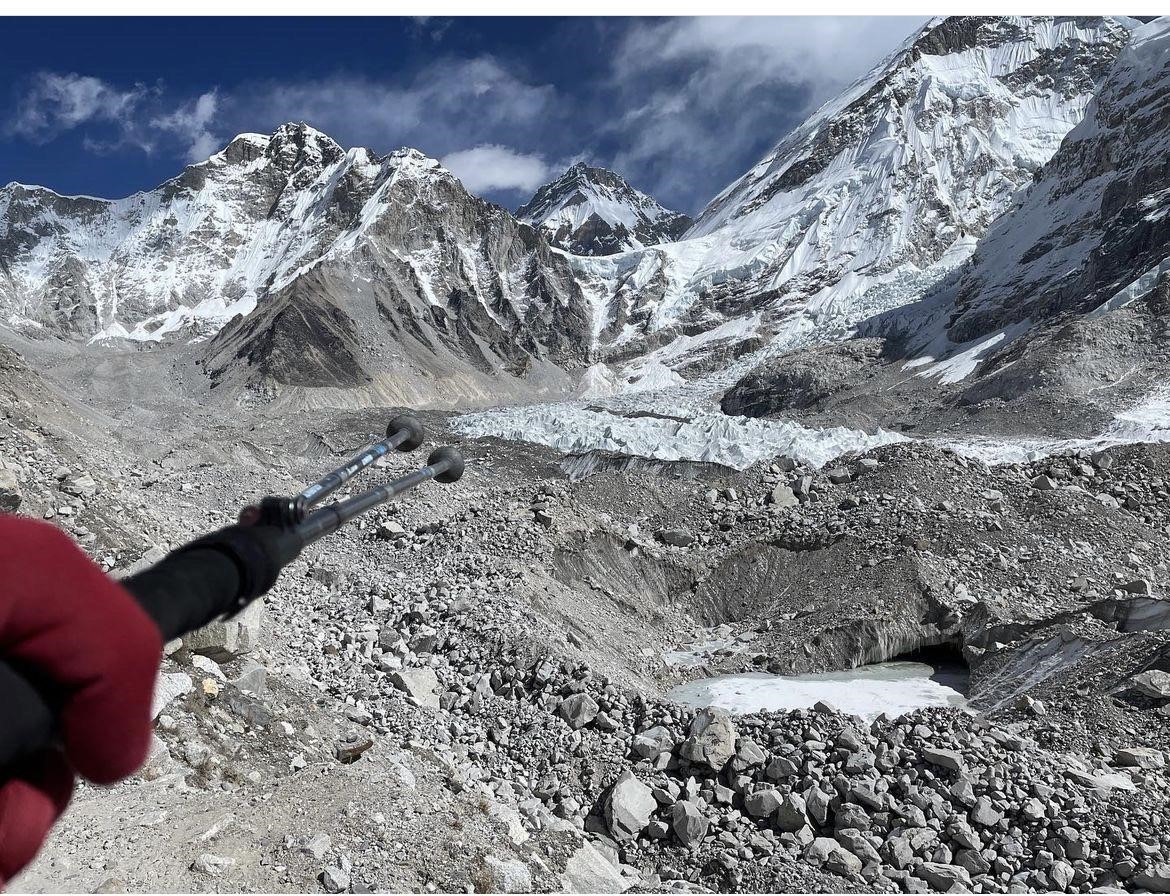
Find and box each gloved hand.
[0,516,161,884]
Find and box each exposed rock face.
[948,19,1170,341]
[721,339,886,418]
[517,162,691,256]
[0,123,591,407]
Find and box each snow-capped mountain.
[946,17,1170,342]
[517,163,691,256]
[579,16,1133,375]
[0,123,591,405]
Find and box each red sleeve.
[0,516,162,783]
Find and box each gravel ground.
[3,342,1170,894]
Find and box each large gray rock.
[321,866,350,894]
[187,599,264,661]
[916,862,972,890]
[1131,669,1170,699]
[776,793,809,832]
[744,788,783,818]
[805,837,862,876]
[1115,746,1166,769]
[680,707,737,771]
[60,472,97,498]
[558,692,600,729]
[389,667,440,709]
[969,795,1002,827]
[768,484,798,508]
[1135,865,1170,894]
[0,469,21,512]
[151,672,194,719]
[560,841,625,893]
[922,746,965,773]
[604,770,656,841]
[656,528,695,548]
[836,828,881,865]
[632,725,675,759]
[473,856,532,894]
[670,800,708,848]
[191,853,234,876]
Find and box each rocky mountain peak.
[517,163,691,256]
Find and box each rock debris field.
[2,359,1169,896]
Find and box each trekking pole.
[129,445,465,641]
[0,419,465,768]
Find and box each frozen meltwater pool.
[667,661,969,720]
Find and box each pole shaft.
[294,456,452,546]
[298,429,411,507]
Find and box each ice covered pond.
[667,661,969,720]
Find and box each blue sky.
[0,17,925,214]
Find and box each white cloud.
[604,16,928,212]
[615,17,928,99]
[152,91,220,162]
[8,72,152,142]
[442,144,552,195]
[236,57,557,159]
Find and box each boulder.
[473,856,533,894]
[680,707,737,771]
[1115,746,1165,769]
[632,725,675,759]
[1135,865,1170,894]
[969,795,1002,827]
[321,866,350,894]
[389,667,440,709]
[768,484,798,508]
[558,693,600,729]
[656,528,694,548]
[560,841,625,893]
[187,600,264,661]
[776,793,809,832]
[670,800,708,848]
[376,520,406,540]
[916,862,972,890]
[0,469,21,512]
[191,854,234,876]
[151,672,194,719]
[60,472,97,498]
[604,770,656,841]
[1131,669,1170,699]
[744,788,783,818]
[836,828,881,865]
[922,746,965,773]
[806,837,861,876]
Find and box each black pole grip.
[124,524,302,642]
[123,547,244,643]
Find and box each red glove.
[0,516,161,884]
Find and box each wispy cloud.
[152,90,220,163]
[442,144,552,194]
[8,72,154,145]
[607,17,929,210]
[231,57,560,160]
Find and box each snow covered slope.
[580,16,1132,373]
[0,123,592,405]
[517,163,691,256]
[0,123,586,344]
[947,17,1170,341]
